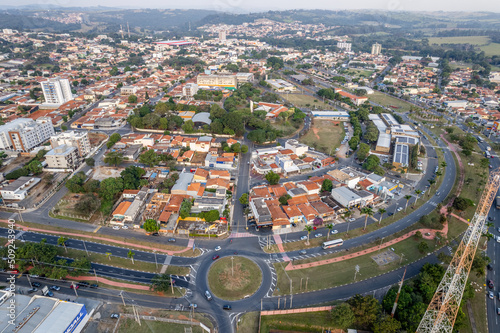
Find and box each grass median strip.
[273,218,467,296]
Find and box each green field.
[279,93,330,110]
[299,119,344,154]
[479,43,500,56]
[427,36,491,46]
[207,256,262,300]
[368,91,415,112]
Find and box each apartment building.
[50,131,91,157]
[182,83,199,97]
[197,74,237,90]
[0,118,55,152]
[45,144,81,170]
[40,77,73,104]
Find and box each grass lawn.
[119,319,205,333]
[368,91,415,112]
[260,311,335,332]
[462,267,488,333]
[14,220,200,257]
[271,118,303,137]
[237,312,260,333]
[344,68,374,78]
[207,256,262,300]
[279,93,330,110]
[479,43,500,57]
[299,120,344,154]
[427,36,491,46]
[273,217,467,296]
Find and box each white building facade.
[0,118,54,152]
[41,77,73,104]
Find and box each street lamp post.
[153,250,158,270]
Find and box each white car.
[314,233,322,238]
[122,225,128,229]
[112,226,120,230]
[215,246,221,251]
[348,218,355,222]
[300,236,307,241]
[331,230,338,234]
[397,207,403,212]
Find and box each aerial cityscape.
[1,3,500,333]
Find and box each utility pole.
[399,253,405,265]
[153,250,158,270]
[83,240,89,256]
[93,268,98,283]
[300,277,303,291]
[231,256,234,277]
[305,277,309,292]
[120,290,126,306]
[354,265,360,281]
[171,278,175,295]
[72,282,78,298]
[391,267,407,318]
[27,275,32,288]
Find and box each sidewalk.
[66,275,150,290]
[0,219,195,256]
[284,222,452,271]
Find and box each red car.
[488,280,494,289]
[70,284,79,289]
[212,255,220,260]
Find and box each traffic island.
[207,256,262,301]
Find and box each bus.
[322,239,344,249]
[496,196,500,209]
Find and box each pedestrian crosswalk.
[231,232,257,238]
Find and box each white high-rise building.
[337,41,352,52]
[41,77,73,104]
[219,30,226,41]
[0,118,55,152]
[50,131,91,157]
[371,43,382,55]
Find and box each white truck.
[42,286,53,297]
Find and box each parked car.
[151,232,159,236]
[70,284,79,290]
[90,284,98,288]
[212,255,219,260]
[300,236,307,241]
[314,233,322,238]
[189,303,198,309]
[490,291,495,299]
[489,280,494,289]
[112,226,120,230]
[348,218,355,222]
[331,230,338,234]
[205,290,212,301]
[488,264,493,271]
[78,281,90,287]
[497,307,500,315]
[168,238,176,242]
[121,225,128,229]
[50,286,61,291]
[298,250,307,255]
[32,282,41,288]
[27,288,38,294]
[215,246,221,251]
[223,305,232,310]
[110,313,120,319]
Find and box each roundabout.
[207,256,262,301]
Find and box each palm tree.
[483,232,494,242]
[303,225,313,245]
[58,236,68,253]
[105,252,112,261]
[404,195,412,211]
[378,208,386,225]
[326,223,334,240]
[441,162,447,168]
[128,250,135,264]
[486,221,494,231]
[415,190,422,203]
[361,207,374,231]
[428,179,436,196]
[344,210,353,235]
[435,171,442,178]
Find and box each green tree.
[480,157,490,169]
[378,208,386,225]
[404,194,412,211]
[85,157,95,167]
[453,196,471,211]
[267,56,284,69]
[83,179,100,193]
[65,172,86,193]
[179,199,192,219]
[362,155,380,171]
[279,194,292,205]
[143,219,160,233]
[104,152,124,166]
[69,258,91,276]
[326,223,334,240]
[127,250,135,264]
[239,193,249,205]
[241,145,249,154]
[373,314,402,333]
[27,160,43,174]
[150,274,171,292]
[418,241,430,253]
[139,149,159,167]
[415,189,422,203]
[74,194,100,214]
[57,236,68,253]
[182,120,195,133]
[203,210,220,222]
[361,207,374,231]
[303,225,313,245]
[347,295,380,330]
[265,170,280,185]
[121,166,146,189]
[357,143,370,161]
[321,179,333,192]
[128,94,138,104]
[330,303,355,330]
[99,177,124,201]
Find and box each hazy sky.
[10,0,500,13]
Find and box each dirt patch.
[88,132,107,147]
[371,250,400,266]
[312,127,320,140]
[92,166,123,180]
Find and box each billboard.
[64,305,87,333]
